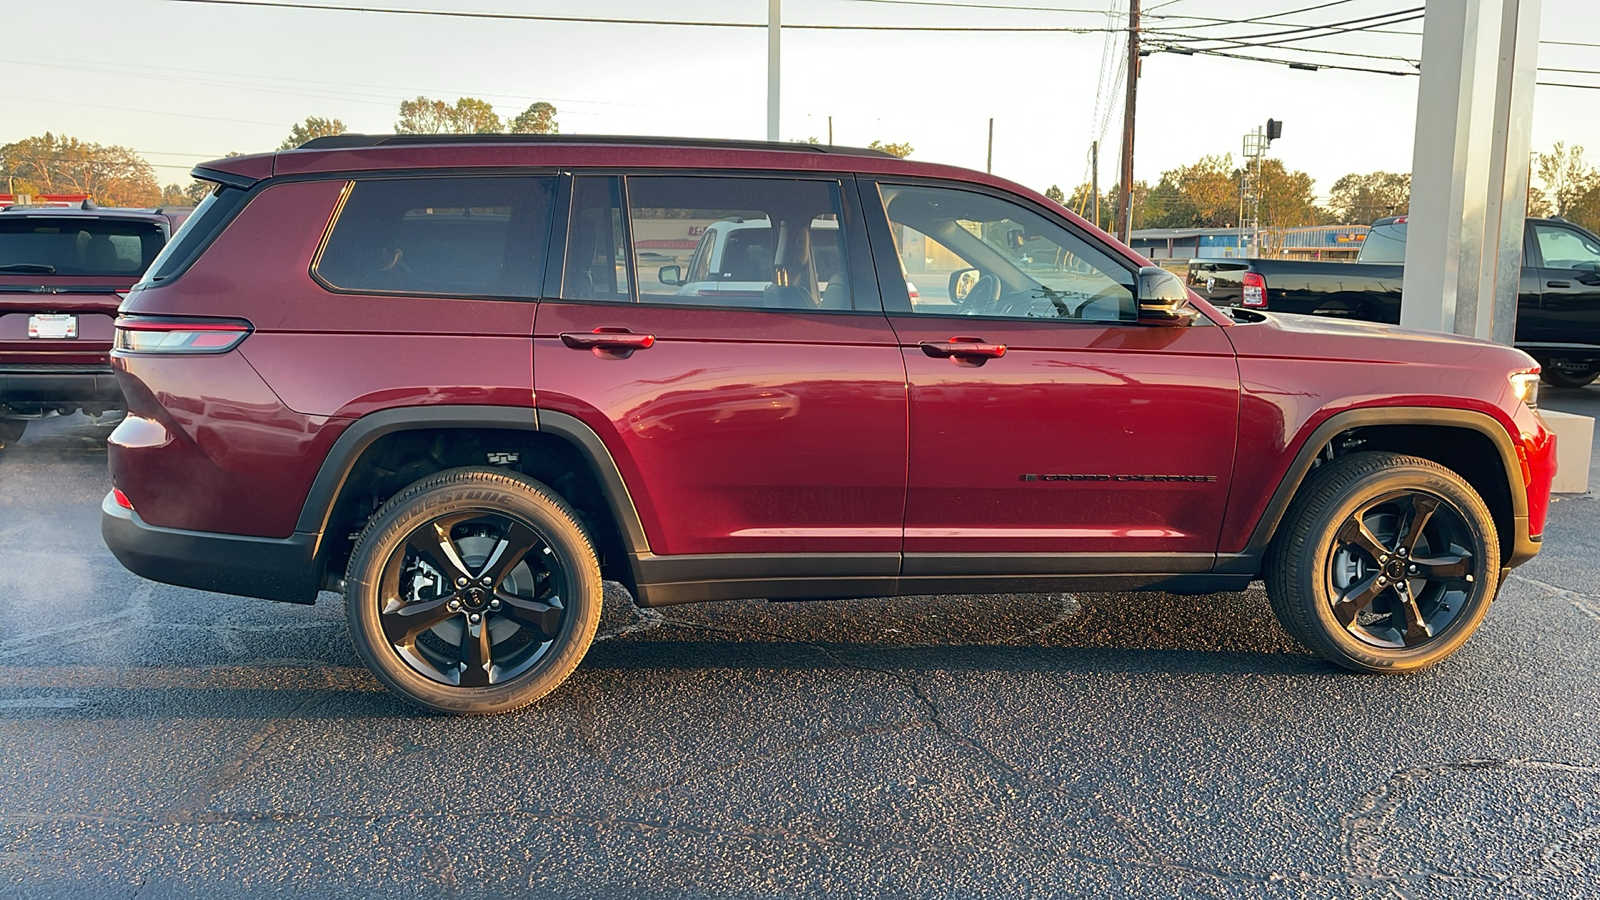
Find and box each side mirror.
[658,265,683,286]
[948,267,980,304]
[1136,266,1200,326]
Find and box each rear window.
[1356,223,1407,263]
[0,217,164,277]
[315,176,554,298]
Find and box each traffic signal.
[1266,119,1283,143]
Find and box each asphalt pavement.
[1,397,1598,899]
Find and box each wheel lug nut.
[1378,576,1387,585]
[1379,555,1389,564]
[1408,565,1418,574]
[469,613,481,624]
[490,598,501,609]
[456,576,468,587]
[448,599,461,610]
[480,576,493,586]
[1398,549,1408,558]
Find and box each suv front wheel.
[1266,452,1499,673]
[344,467,602,714]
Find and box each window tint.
[316,176,553,298]
[0,217,164,277]
[562,176,631,301]
[879,183,1135,322]
[143,185,247,285]
[1534,224,1600,272]
[628,176,856,310]
[1356,223,1407,263]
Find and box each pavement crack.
[1506,573,1600,621]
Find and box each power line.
[151,0,1126,32]
[1151,7,1424,45]
[1539,81,1600,91]
[1152,45,1416,76]
[1160,0,1364,30]
[838,0,1108,13]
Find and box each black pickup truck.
[1188,215,1600,386]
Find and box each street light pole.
[1116,0,1139,244]
[767,0,781,141]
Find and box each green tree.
[508,101,558,134]
[1535,142,1599,218]
[1,133,160,207]
[1326,171,1410,223]
[278,116,347,150]
[1104,181,1152,232]
[1251,158,1320,230]
[869,140,913,159]
[158,183,192,206]
[184,180,213,205]
[1044,184,1066,205]
[1144,154,1238,228]
[396,96,503,134]
[1065,182,1112,231]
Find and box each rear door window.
[627,176,860,311]
[315,176,554,298]
[0,217,165,277]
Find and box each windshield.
[0,217,165,276]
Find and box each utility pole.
[1091,140,1100,231]
[767,0,780,141]
[1116,0,1139,244]
[987,118,994,173]
[828,115,833,145]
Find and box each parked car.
[1188,215,1600,386]
[659,217,921,306]
[0,201,192,448]
[102,135,1555,714]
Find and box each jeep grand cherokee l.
[101,135,1556,714]
[0,202,191,447]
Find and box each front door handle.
[560,327,656,358]
[919,336,1007,364]
[1547,280,1573,289]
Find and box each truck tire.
[344,467,602,715]
[1540,365,1598,388]
[1265,451,1499,673]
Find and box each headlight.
[1510,371,1540,408]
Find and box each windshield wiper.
[0,263,57,274]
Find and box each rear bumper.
[100,492,323,604]
[0,365,122,412]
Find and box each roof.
[0,205,188,220]
[297,133,899,158]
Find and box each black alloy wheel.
[1266,452,1499,673]
[345,468,601,714]
[1326,491,1475,649]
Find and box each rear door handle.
[560,328,656,358]
[919,336,1007,363]
[1547,280,1572,289]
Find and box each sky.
[5,0,1598,204]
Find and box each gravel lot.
[1,397,1598,899]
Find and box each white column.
[767,0,781,141]
[1400,0,1541,341]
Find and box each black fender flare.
[1218,406,1530,573]
[296,405,651,558]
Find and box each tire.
[0,419,25,449]
[344,467,602,715]
[1265,452,1499,674]
[1540,365,1599,388]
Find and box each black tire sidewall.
[345,469,602,714]
[1271,455,1500,672]
[1541,366,1598,388]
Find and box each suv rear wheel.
[1265,452,1499,673]
[344,467,602,714]
[1540,364,1599,388]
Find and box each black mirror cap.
[1136,266,1200,326]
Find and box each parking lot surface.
[2,399,1598,899]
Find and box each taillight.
[114,316,251,354]
[1241,272,1267,307]
[906,280,921,302]
[112,488,134,510]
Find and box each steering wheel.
[1070,285,1131,320]
[958,273,1002,311]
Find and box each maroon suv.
[101,135,1557,714]
[0,202,190,447]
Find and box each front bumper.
[100,492,323,604]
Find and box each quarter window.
[315,176,554,298]
[879,183,1136,322]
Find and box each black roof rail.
[293,133,898,158]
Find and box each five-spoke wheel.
[345,468,601,714]
[1267,452,1498,673]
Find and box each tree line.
[0,95,562,208]
[1043,144,1600,238]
